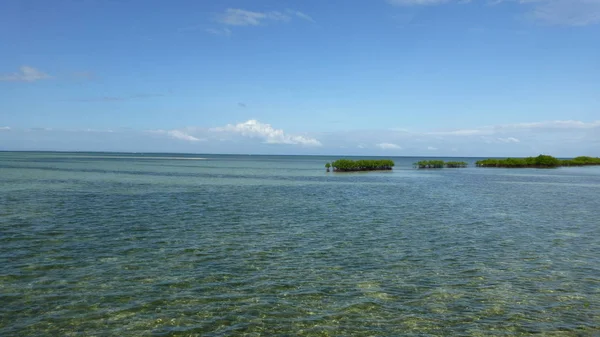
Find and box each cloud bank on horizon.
[1,119,599,157]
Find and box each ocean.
[1,152,599,336]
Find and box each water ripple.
[1,153,599,336]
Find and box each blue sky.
[1,0,599,156]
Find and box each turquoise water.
[1,152,599,336]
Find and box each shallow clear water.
[1,152,599,336]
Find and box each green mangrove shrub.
[415,160,445,169]
[476,154,563,168]
[560,156,600,166]
[414,160,467,169]
[330,159,395,172]
[445,161,468,168]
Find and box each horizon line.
[0,150,594,159]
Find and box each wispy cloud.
[4,119,598,156]
[214,8,313,29]
[527,0,600,26]
[313,119,599,155]
[498,120,600,130]
[427,120,600,136]
[0,66,51,82]
[178,24,204,32]
[206,27,232,36]
[168,130,203,142]
[376,142,402,149]
[286,9,316,22]
[210,119,322,146]
[83,128,114,133]
[387,0,600,26]
[426,129,491,136]
[217,8,290,26]
[149,129,203,142]
[497,137,520,143]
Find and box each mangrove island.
[476,155,600,168]
[414,160,468,169]
[327,159,395,172]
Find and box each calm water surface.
[1,152,599,336]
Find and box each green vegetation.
[476,155,560,168]
[414,160,468,169]
[475,154,600,168]
[477,155,550,168]
[331,159,395,172]
[560,156,600,166]
[415,160,444,169]
[328,155,600,171]
[445,161,469,168]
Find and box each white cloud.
[206,27,232,36]
[505,120,600,130]
[0,66,51,82]
[427,120,600,137]
[218,9,266,26]
[168,130,202,142]
[497,137,520,143]
[210,119,322,146]
[83,128,114,133]
[529,0,600,26]
[215,8,314,28]
[376,142,402,149]
[426,129,491,136]
[388,0,600,26]
[217,8,291,26]
[149,129,203,142]
[5,119,597,156]
[316,119,598,155]
[268,11,291,22]
[287,9,316,22]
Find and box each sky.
[1,0,599,156]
